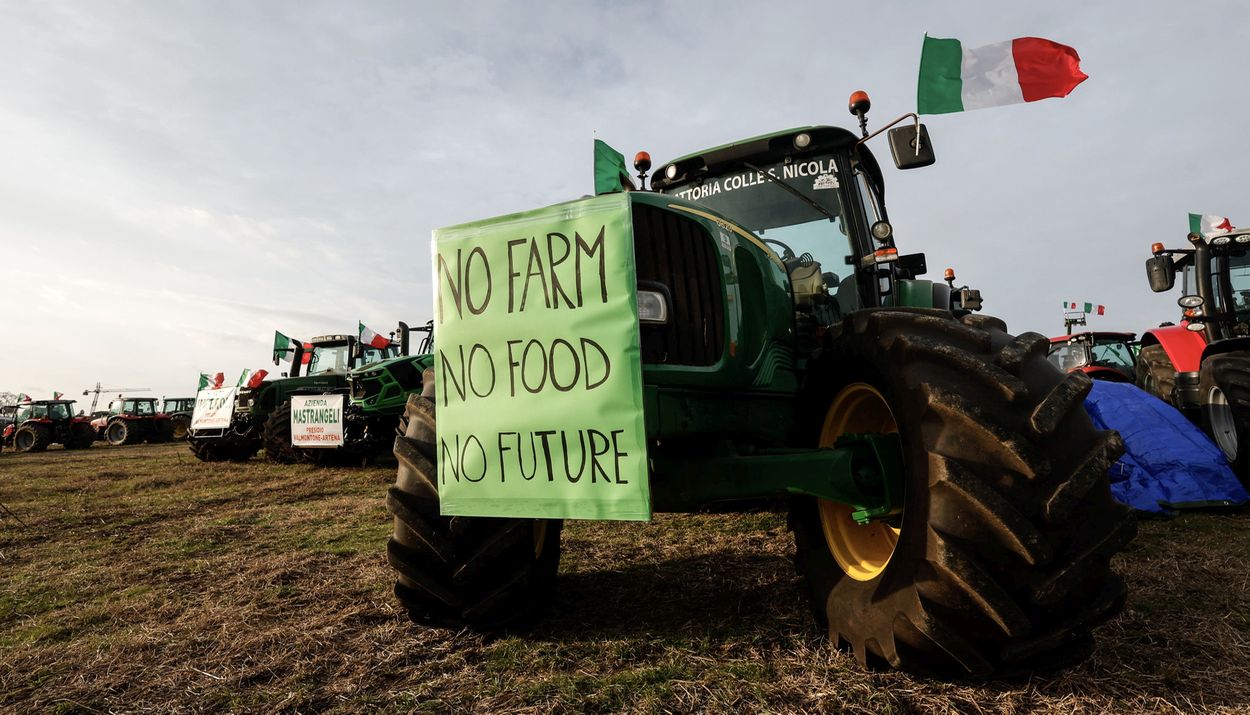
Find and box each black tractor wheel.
[105,419,143,446]
[65,423,96,450]
[1199,352,1250,485]
[188,434,259,462]
[1136,344,1177,404]
[387,394,563,629]
[263,402,301,464]
[14,425,51,453]
[788,309,1135,679]
[170,415,191,440]
[148,419,175,444]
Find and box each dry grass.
[0,443,1248,713]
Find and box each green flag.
[198,373,211,391]
[1084,302,1092,313]
[593,139,633,195]
[273,331,292,364]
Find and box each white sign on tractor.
[290,394,344,448]
[190,387,237,431]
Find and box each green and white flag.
[918,35,1088,115]
[1189,213,1234,237]
[198,373,211,391]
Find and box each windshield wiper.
[743,162,838,222]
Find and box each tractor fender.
[1140,324,1207,373]
[1199,336,1250,364]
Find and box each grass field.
[1,442,1248,714]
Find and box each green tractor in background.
[187,333,398,462]
[336,321,435,464]
[384,93,1135,678]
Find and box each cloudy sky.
[1,1,1247,400]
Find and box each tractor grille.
[632,204,725,366]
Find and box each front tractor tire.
[263,401,302,464]
[1136,344,1177,404]
[170,414,191,440]
[1199,352,1250,484]
[105,419,143,446]
[387,394,563,629]
[188,434,259,462]
[788,309,1135,678]
[14,425,51,453]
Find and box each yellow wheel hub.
[818,383,902,582]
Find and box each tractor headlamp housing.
[1178,295,1204,308]
[637,289,669,324]
[1237,234,1250,244]
[793,132,812,150]
[1186,321,1207,332]
[870,221,893,242]
[1212,236,1232,246]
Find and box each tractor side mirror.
[352,342,364,360]
[888,124,935,170]
[896,252,927,278]
[1146,255,1175,292]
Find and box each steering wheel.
[762,238,796,261]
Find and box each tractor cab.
[304,335,399,376]
[1047,332,1137,381]
[107,397,162,416]
[162,397,195,414]
[1146,229,1250,343]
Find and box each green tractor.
[161,397,196,439]
[276,323,431,466]
[187,333,397,462]
[342,321,435,460]
[384,94,1135,678]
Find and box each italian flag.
[918,35,1088,115]
[198,373,211,391]
[17,393,31,402]
[359,322,392,350]
[273,332,313,365]
[53,391,63,399]
[1189,213,1234,238]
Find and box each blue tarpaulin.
[1083,380,1249,514]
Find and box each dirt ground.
[1,442,1248,714]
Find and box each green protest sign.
[432,192,650,521]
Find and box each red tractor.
[1047,332,1137,382]
[1,400,95,452]
[91,396,175,445]
[1140,229,1250,481]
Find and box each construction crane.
[82,383,151,413]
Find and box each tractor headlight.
[793,132,812,149]
[870,221,893,242]
[1212,236,1232,246]
[1237,234,1250,244]
[637,289,669,324]
[1178,295,1204,308]
[1186,322,1206,332]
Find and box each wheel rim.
[108,423,125,443]
[818,383,902,582]
[533,521,548,559]
[15,431,32,450]
[1208,386,1239,461]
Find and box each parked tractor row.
[186,321,434,465]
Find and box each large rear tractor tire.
[105,419,143,446]
[14,425,51,453]
[387,394,563,629]
[65,423,96,450]
[788,309,1135,679]
[1199,352,1250,485]
[263,402,301,464]
[1136,344,1177,404]
[170,415,191,440]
